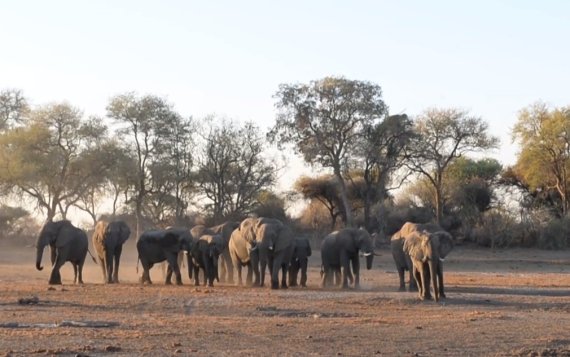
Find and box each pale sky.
[2,0,570,179]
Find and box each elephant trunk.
[429,259,439,302]
[36,244,45,271]
[186,251,193,280]
[363,252,374,270]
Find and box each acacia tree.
[270,76,387,227]
[0,103,109,221]
[196,119,277,222]
[511,103,570,216]
[405,108,499,224]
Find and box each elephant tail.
[320,265,324,278]
[136,256,139,274]
[87,248,97,264]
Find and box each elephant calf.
[288,237,312,287]
[190,233,224,287]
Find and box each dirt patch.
[1,243,569,356]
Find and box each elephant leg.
[77,261,85,284]
[105,249,114,284]
[165,265,173,285]
[351,258,360,289]
[340,253,351,289]
[223,253,234,284]
[423,264,432,300]
[412,266,423,299]
[288,262,297,287]
[300,259,308,287]
[235,263,243,286]
[49,255,65,285]
[397,267,406,291]
[279,262,288,289]
[205,259,214,287]
[408,268,418,292]
[259,259,267,287]
[112,245,123,283]
[193,265,200,286]
[245,263,253,287]
[437,263,446,298]
[72,263,78,284]
[98,254,107,284]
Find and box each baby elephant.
[288,237,312,287]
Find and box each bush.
[538,217,570,249]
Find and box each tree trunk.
[334,167,353,227]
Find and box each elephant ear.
[53,221,79,248]
[117,221,131,244]
[403,232,429,262]
[436,232,454,259]
[239,218,258,244]
[275,224,294,252]
[355,228,373,253]
[92,221,108,246]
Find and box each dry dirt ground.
[1,240,569,357]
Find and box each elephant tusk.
[439,257,446,262]
[362,252,372,257]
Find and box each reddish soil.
[1,240,569,356]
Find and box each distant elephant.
[228,224,258,286]
[35,220,89,285]
[190,233,225,287]
[288,237,312,287]
[400,222,454,301]
[391,222,445,292]
[91,220,131,284]
[240,217,295,289]
[137,227,193,285]
[320,228,375,289]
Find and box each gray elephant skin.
[137,227,193,285]
[240,217,294,289]
[189,230,225,287]
[228,223,258,286]
[288,236,312,287]
[320,228,375,289]
[397,222,454,301]
[36,220,89,285]
[190,221,239,284]
[91,220,131,284]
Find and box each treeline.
[1,78,569,249]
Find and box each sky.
[2,0,570,190]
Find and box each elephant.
[189,233,225,287]
[228,224,258,287]
[190,221,239,284]
[399,222,454,301]
[288,236,312,287]
[36,220,89,285]
[320,228,375,289]
[239,217,295,289]
[137,227,193,285]
[91,220,131,284]
[391,222,445,292]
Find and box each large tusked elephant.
[91,220,131,284]
[36,220,89,285]
[288,236,312,287]
[320,228,375,289]
[240,217,294,289]
[397,222,454,301]
[137,227,193,285]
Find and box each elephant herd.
[34,218,454,301]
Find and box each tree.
[270,76,387,227]
[294,175,343,230]
[106,93,183,235]
[196,119,277,222]
[0,103,110,221]
[352,113,413,230]
[0,89,29,132]
[405,108,499,224]
[511,103,570,216]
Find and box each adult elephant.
[91,220,131,284]
[399,222,454,301]
[391,222,445,292]
[190,233,225,287]
[288,236,312,287]
[137,227,193,285]
[320,228,375,289]
[240,217,294,289]
[36,220,89,285]
[228,224,258,287]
